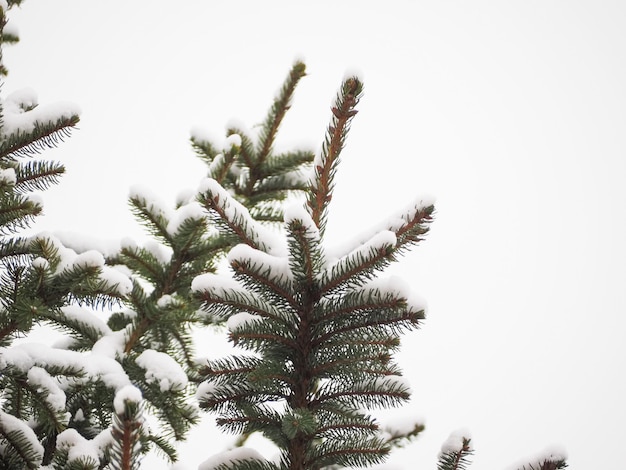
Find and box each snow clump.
[227,312,261,332]
[135,349,188,392]
[224,133,242,149]
[505,446,568,470]
[0,410,44,465]
[56,428,100,466]
[440,428,472,454]
[1,87,80,135]
[113,385,143,415]
[198,447,266,470]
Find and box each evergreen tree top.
[0,3,570,469]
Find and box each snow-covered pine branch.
[437,429,474,470]
[192,62,314,225]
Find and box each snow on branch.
[378,413,425,449]
[0,167,15,185]
[57,305,111,340]
[109,385,144,470]
[128,185,173,243]
[192,271,246,298]
[113,385,143,416]
[226,243,296,310]
[365,275,428,315]
[1,89,80,132]
[311,374,411,410]
[228,243,292,284]
[32,233,132,299]
[165,199,207,236]
[198,447,276,470]
[506,446,569,470]
[26,366,69,420]
[0,88,80,158]
[319,230,397,295]
[1,342,86,375]
[1,340,132,392]
[193,270,295,326]
[135,349,188,392]
[198,177,285,254]
[56,428,101,469]
[285,202,325,288]
[0,410,44,468]
[327,195,435,262]
[437,429,473,470]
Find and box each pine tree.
[192,73,433,470]
[0,3,314,467]
[187,46,569,470]
[97,60,314,464]
[0,3,118,468]
[0,2,569,469]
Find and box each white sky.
[4,1,626,469]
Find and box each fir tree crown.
[0,3,568,470]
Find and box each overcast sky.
[4,1,626,469]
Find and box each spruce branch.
[128,192,173,246]
[311,375,411,409]
[314,409,379,439]
[307,437,389,469]
[0,4,20,77]
[0,3,19,51]
[255,61,307,167]
[198,178,272,252]
[382,420,425,449]
[224,126,256,181]
[12,159,65,193]
[52,437,101,470]
[0,410,44,469]
[205,454,280,470]
[115,246,166,287]
[259,149,314,178]
[248,173,308,203]
[515,461,568,470]
[286,210,324,291]
[144,434,178,464]
[390,200,435,254]
[194,282,295,326]
[206,143,240,185]
[193,62,313,227]
[36,306,109,349]
[0,193,42,233]
[437,432,473,470]
[190,134,220,166]
[0,319,19,344]
[311,307,423,348]
[318,231,397,295]
[228,254,296,309]
[512,449,569,470]
[216,412,282,441]
[109,387,145,470]
[19,367,69,435]
[0,114,79,159]
[247,203,285,224]
[306,75,363,235]
[113,198,225,355]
